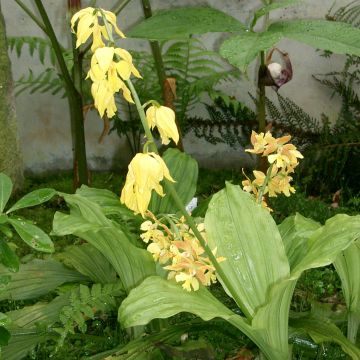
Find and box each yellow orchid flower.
[120,153,175,217]
[146,105,179,145]
[88,47,141,83]
[175,272,200,292]
[90,80,117,118]
[71,7,125,52]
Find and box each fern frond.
[14,69,66,97]
[328,0,360,27]
[8,36,58,65]
[162,38,238,123]
[186,93,256,148]
[56,282,123,349]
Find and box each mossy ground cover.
[1,170,359,359]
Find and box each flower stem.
[257,162,274,204]
[100,12,250,317]
[127,76,251,319]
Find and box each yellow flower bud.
[120,153,175,217]
[146,105,179,145]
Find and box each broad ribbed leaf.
[76,186,137,219]
[128,7,245,40]
[6,188,56,213]
[220,20,360,71]
[53,194,155,293]
[6,293,70,328]
[204,182,289,318]
[0,238,19,272]
[0,173,12,213]
[251,279,297,360]
[0,329,48,360]
[58,244,117,284]
[291,214,360,278]
[290,315,360,359]
[278,214,321,270]
[0,259,88,300]
[8,218,54,253]
[220,31,281,72]
[150,149,198,214]
[334,242,360,342]
[270,20,360,56]
[118,276,234,327]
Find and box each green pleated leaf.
[76,186,137,219]
[128,7,245,40]
[6,188,56,213]
[8,218,54,253]
[58,244,117,284]
[334,242,360,342]
[291,214,360,278]
[118,276,234,327]
[0,259,89,300]
[6,293,70,328]
[0,329,49,360]
[0,238,19,272]
[149,148,198,215]
[278,213,321,270]
[290,315,360,359]
[53,193,155,293]
[251,279,297,359]
[0,173,13,213]
[204,182,289,318]
[220,19,360,72]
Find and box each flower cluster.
[243,131,303,210]
[71,7,139,118]
[72,7,180,216]
[140,213,225,292]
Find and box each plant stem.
[347,312,360,344]
[126,77,251,319]
[100,15,247,315]
[140,0,184,151]
[34,0,88,187]
[140,0,166,90]
[112,0,133,15]
[257,50,267,133]
[257,162,274,204]
[14,0,47,34]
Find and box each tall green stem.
[347,312,360,344]
[126,77,251,319]
[257,163,274,204]
[33,0,88,187]
[100,12,248,315]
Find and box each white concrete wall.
[2,0,350,172]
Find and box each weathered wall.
[0,1,23,188]
[1,0,350,172]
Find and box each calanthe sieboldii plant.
[70,6,360,360]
